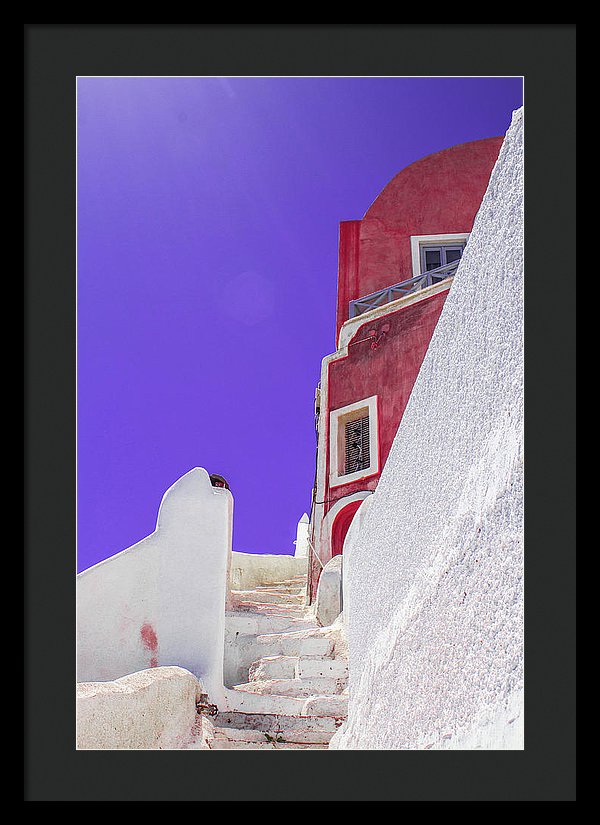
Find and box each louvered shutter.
[344,415,370,474]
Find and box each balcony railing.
[348,260,459,320]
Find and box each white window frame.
[329,395,379,488]
[410,233,470,278]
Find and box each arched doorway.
[330,499,363,557]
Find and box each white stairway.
[206,571,348,749]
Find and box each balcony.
[348,260,459,320]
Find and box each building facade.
[308,136,504,600]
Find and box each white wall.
[294,513,309,558]
[229,551,307,591]
[77,467,232,706]
[314,554,343,627]
[76,666,205,750]
[331,108,524,750]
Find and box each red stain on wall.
[140,622,159,668]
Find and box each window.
[410,234,470,279]
[329,396,379,487]
[344,415,370,474]
[420,242,465,274]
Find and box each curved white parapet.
[76,467,232,707]
[331,108,524,750]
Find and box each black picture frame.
[24,23,576,803]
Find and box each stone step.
[212,725,329,745]
[233,676,343,698]
[233,589,305,605]
[214,711,340,742]
[231,601,308,616]
[227,613,318,638]
[301,694,348,718]
[226,687,307,715]
[224,631,324,689]
[262,575,307,583]
[249,654,299,681]
[255,631,334,659]
[238,599,307,611]
[209,739,328,750]
[236,581,305,590]
[252,582,306,592]
[233,582,301,589]
[297,657,349,679]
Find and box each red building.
[308,136,504,600]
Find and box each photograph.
[75,74,525,752]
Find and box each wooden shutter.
[344,415,370,474]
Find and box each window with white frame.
[329,396,379,487]
[420,242,465,274]
[410,233,470,279]
[344,415,370,474]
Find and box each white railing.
[349,261,458,319]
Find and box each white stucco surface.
[314,555,343,627]
[331,108,524,750]
[76,666,204,750]
[294,513,310,557]
[77,468,232,705]
[229,550,307,591]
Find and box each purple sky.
[77,76,523,572]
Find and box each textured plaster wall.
[77,468,232,705]
[76,666,204,750]
[331,109,523,750]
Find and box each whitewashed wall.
[229,551,307,591]
[76,666,205,750]
[77,468,232,706]
[294,513,310,557]
[314,554,343,627]
[331,108,524,750]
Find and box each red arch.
[331,500,363,557]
